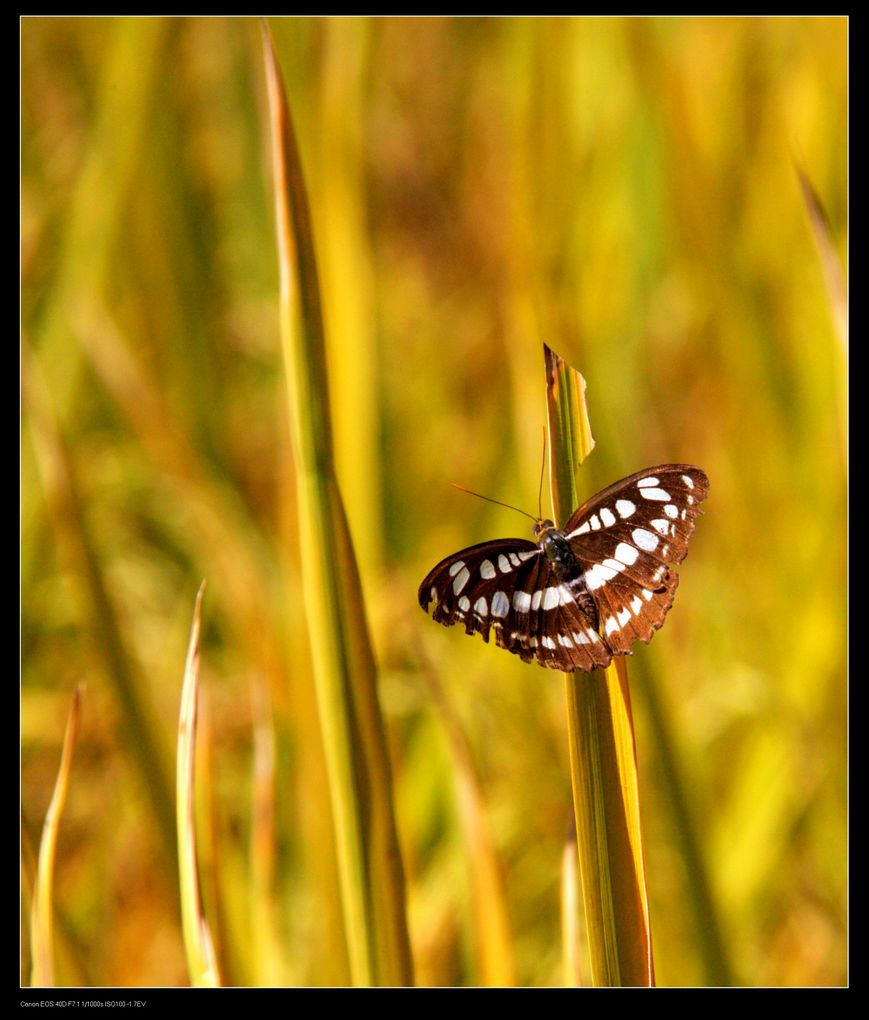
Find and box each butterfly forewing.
[562,466,708,653]
[418,464,708,671]
[419,538,539,633]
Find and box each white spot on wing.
[512,590,531,613]
[682,474,694,489]
[651,519,670,536]
[590,514,601,531]
[616,499,636,518]
[570,521,592,537]
[518,550,539,562]
[542,587,560,611]
[458,596,470,612]
[637,476,660,488]
[542,636,556,649]
[498,554,511,573]
[600,507,616,527]
[491,591,510,618]
[632,528,659,551]
[532,589,543,611]
[452,566,470,594]
[664,504,679,519]
[474,597,488,617]
[639,487,671,501]
[615,542,639,566]
[448,560,465,577]
[480,559,496,579]
[585,562,619,590]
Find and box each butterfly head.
[532,518,557,541]
[530,518,554,542]
[533,518,578,578]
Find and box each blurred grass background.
[21,16,846,987]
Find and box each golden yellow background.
[22,16,846,986]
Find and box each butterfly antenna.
[538,427,547,522]
[450,483,538,523]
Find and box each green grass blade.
[177,582,221,987]
[560,819,582,987]
[30,684,82,987]
[419,653,516,986]
[543,344,595,515]
[545,344,654,987]
[636,658,735,985]
[262,25,412,987]
[795,163,847,353]
[23,345,177,872]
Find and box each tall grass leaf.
[30,17,166,423]
[795,163,847,353]
[176,581,220,987]
[419,652,516,986]
[22,344,177,872]
[560,818,583,987]
[21,828,35,984]
[72,307,274,648]
[249,675,285,985]
[262,25,413,986]
[30,683,82,987]
[545,344,654,987]
[319,19,383,584]
[637,661,735,985]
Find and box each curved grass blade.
[637,658,735,985]
[23,344,177,872]
[177,582,220,987]
[418,649,516,986]
[262,25,412,987]
[30,683,82,987]
[560,817,582,987]
[545,344,654,987]
[795,162,847,352]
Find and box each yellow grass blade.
[177,581,221,987]
[22,344,176,869]
[796,163,847,352]
[262,24,412,986]
[30,684,82,987]
[419,654,516,986]
[543,344,595,516]
[560,819,582,987]
[639,672,734,984]
[545,344,654,987]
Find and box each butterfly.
[418,465,709,671]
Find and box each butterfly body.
[418,465,709,672]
